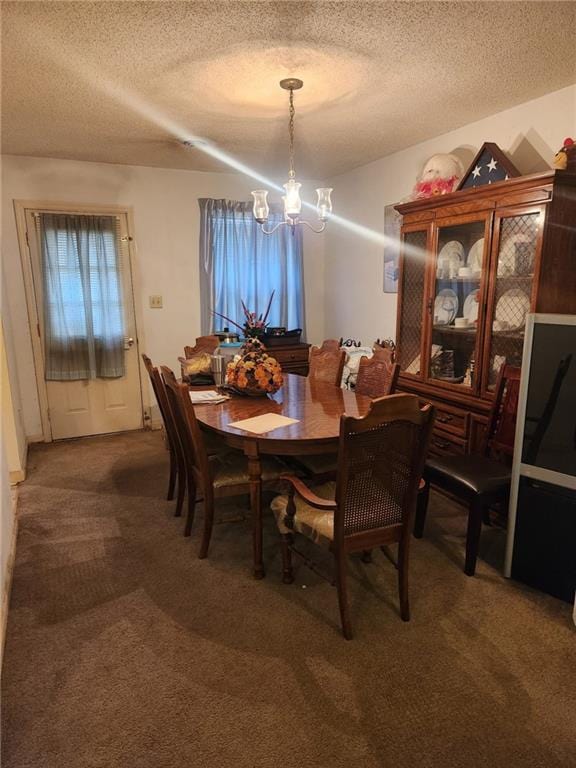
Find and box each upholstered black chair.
[415,363,521,576]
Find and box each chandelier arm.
[259,220,286,235]
[300,219,327,234]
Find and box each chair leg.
[413,479,430,539]
[464,499,484,576]
[398,537,410,622]
[334,550,353,640]
[174,448,187,517]
[166,449,177,501]
[198,494,214,559]
[281,534,294,584]
[184,480,196,537]
[174,467,186,518]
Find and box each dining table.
[192,373,373,578]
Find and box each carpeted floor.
[2,430,575,768]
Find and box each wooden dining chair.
[296,346,400,478]
[308,340,346,387]
[355,345,400,399]
[375,338,396,358]
[161,367,286,557]
[142,354,186,517]
[415,363,521,576]
[271,394,435,639]
[184,335,220,359]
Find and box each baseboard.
[1,486,19,665]
[8,469,25,484]
[26,433,45,444]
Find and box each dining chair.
[297,345,400,477]
[415,363,521,576]
[308,340,346,387]
[375,338,396,358]
[184,335,220,359]
[161,366,286,557]
[271,393,435,639]
[142,354,186,517]
[355,345,400,399]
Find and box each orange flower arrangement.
[226,338,283,395]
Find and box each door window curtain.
[199,199,305,335]
[38,213,126,380]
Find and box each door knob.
[125,337,135,349]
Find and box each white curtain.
[39,213,125,380]
[198,199,305,335]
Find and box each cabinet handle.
[427,298,433,313]
[433,438,449,449]
[438,414,453,423]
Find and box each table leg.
[246,445,264,579]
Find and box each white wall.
[324,83,576,343]
[1,156,325,439]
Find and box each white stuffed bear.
[413,153,464,199]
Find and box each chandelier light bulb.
[283,179,302,219]
[251,189,269,223]
[316,188,333,221]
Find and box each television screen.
[521,321,576,478]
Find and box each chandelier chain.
[288,88,295,179]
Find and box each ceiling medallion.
[251,78,333,235]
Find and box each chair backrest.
[355,346,400,399]
[309,340,346,387]
[335,393,435,542]
[142,354,179,452]
[160,366,210,490]
[483,363,522,459]
[375,338,396,361]
[184,335,220,359]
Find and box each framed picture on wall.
[383,204,402,293]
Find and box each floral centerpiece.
[225,337,283,396]
[213,291,275,339]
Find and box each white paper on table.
[189,390,229,405]
[228,413,300,434]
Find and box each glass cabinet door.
[482,209,543,392]
[396,230,428,377]
[427,218,489,391]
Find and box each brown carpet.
[2,430,575,768]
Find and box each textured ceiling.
[2,1,575,179]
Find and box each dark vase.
[244,327,265,338]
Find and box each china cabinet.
[395,170,576,456]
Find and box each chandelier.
[251,78,333,234]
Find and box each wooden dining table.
[192,373,372,578]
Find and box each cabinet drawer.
[429,430,467,456]
[433,403,469,437]
[420,399,469,437]
[272,348,309,364]
[282,363,308,376]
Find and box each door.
[423,213,492,394]
[396,227,430,378]
[25,208,143,440]
[480,205,546,395]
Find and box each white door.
[26,209,143,440]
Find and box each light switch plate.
[149,295,163,309]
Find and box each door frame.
[13,199,150,442]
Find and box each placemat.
[228,413,300,434]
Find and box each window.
[37,213,125,379]
[199,199,305,334]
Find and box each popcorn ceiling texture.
[2,1,575,177]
